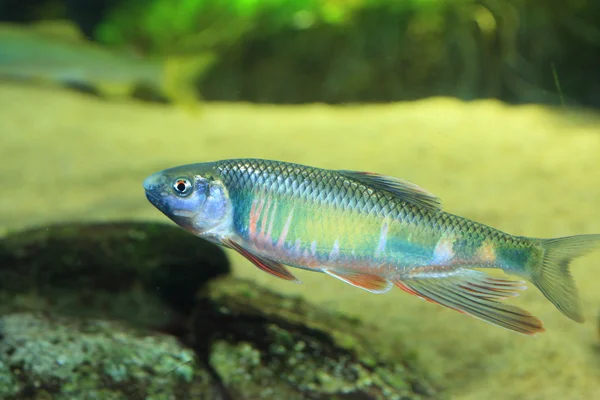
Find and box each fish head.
[143,163,231,238]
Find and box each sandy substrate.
[2,82,600,399]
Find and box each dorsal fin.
[337,170,442,211]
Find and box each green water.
[2,82,600,398]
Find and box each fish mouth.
[144,190,163,207]
[144,189,170,216]
[143,172,169,211]
[143,176,169,214]
[143,172,165,191]
[145,189,195,230]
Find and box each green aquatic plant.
[95,0,468,53]
[96,0,317,52]
[93,0,485,103]
[63,0,600,105]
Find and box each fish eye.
[172,178,193,196]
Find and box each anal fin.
[324,268,393,294]
[395,269,544,335]
[224,239,301,284]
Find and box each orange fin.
[337,170,442,211]
[324,268,392,294]
[224,239,301,283]
[395,270,544,335]
[401,267,527,300]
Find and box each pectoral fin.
[224,239,301,283]
[394,269,544,335]
[324,268,393,294]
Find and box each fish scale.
[144,158,600,335]
[217,159,511,269]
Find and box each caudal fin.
[162,53,216,111]
[531,234,600,323]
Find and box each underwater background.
[1,0,600,399]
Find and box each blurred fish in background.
[0,20,215,109]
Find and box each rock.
[0,222,230,328]
[193,278,437,400]
[0,312,220,400]
[0,222,436,399]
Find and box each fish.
[0,21,215,109]
[143,159,600,335]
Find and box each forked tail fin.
[530,234,600,323]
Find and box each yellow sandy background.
[1,82,599,399]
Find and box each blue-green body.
[143,158,600,335]
[215,159,536,276]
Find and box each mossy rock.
[193,277,438,399]
[0,222,436,398]
[0,312,219,399]
[0,222,230,327]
